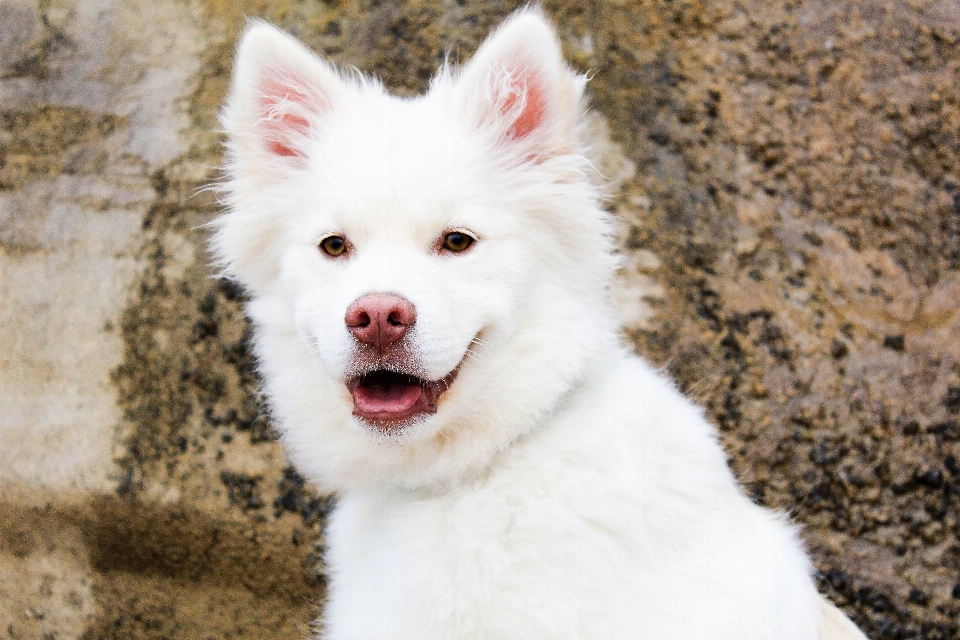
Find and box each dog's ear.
[223,21,344,172]
[214,23,348,292]
[453,9,584,159]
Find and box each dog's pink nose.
[345,293,416,351]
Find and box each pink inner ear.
[501,70,546,140]
[257,75,323,158]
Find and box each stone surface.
[1,0,958,638]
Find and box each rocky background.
[1,0,958,638]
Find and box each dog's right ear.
[214,23,347,293]
[223,22,344,176]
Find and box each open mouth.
[347,368,458,429]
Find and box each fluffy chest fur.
[319,358,821,640]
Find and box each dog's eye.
[319,235,348,257]
[442,231,475,253]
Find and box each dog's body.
[215,9,867,639]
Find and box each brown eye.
[320,235,347,257]
[442,231,475,253]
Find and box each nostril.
[386,299,416,328]
[345,304,373,329]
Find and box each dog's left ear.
[453,9,584,160]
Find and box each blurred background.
[1,0,958,637]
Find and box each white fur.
[214,9,866,639]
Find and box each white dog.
[213,9,867,639]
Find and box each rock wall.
[1,0,957,638]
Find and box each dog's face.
[275,109,531,431]
[214,11,618,488]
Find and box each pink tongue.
[353,379,423,415]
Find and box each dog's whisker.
[291,335,323,357]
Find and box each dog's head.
[213,9,619,489]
